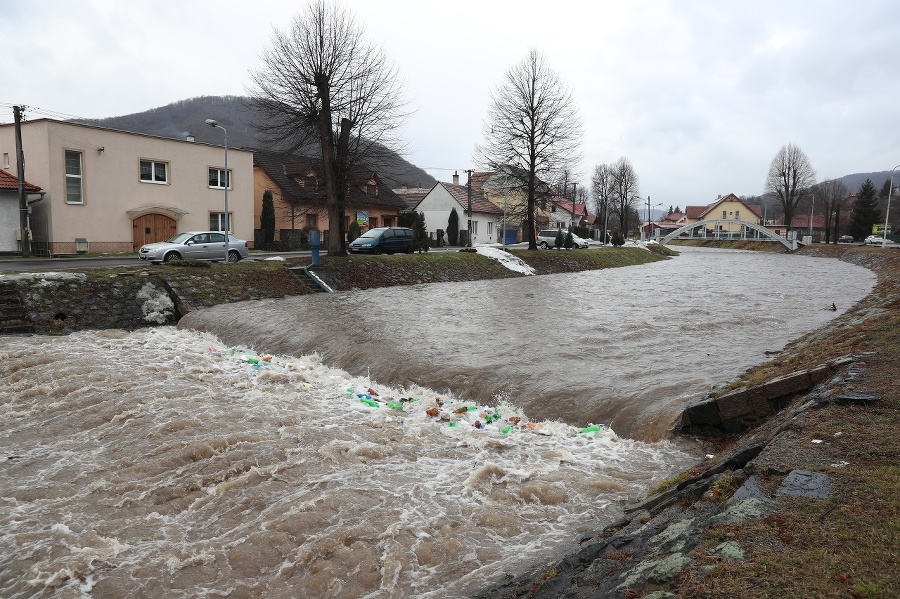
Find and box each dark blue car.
[348,227,414,254]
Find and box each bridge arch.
[658,219,796,251]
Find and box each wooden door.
[132,214,177,251]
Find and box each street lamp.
[205,118,229,263]
[883,164,900,248]
[643,196,662,241]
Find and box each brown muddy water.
[0,247,874,598]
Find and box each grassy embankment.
[661,240,900,599]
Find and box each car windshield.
[357,229,384,239]
[165,233,194,244]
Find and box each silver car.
[536,229,590,249]
[138,231,249,264]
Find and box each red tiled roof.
[441,182,503,215]
[0,169,41,192]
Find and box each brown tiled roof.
[253,150,407,210]
[685,194,763,220]
[0,169,41,192]
[441,182,503,215]
[392,187,430,210]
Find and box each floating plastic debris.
[579,424,602,434]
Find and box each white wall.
[0,194,19,252]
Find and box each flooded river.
[0,247,875,598]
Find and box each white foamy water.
[0,328,699,598]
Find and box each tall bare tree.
[250,0,407,256]
[764,143,816,229]
[592,163,615,243]
[476,49,583,250]
[611,157,640,234]
[812,178,849,244]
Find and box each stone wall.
[3,272,178,333]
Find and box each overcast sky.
[2,0,899,208]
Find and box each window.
[65,150,83,204]
[210,212,232,233]
[306,213,318,229]
[722,210,727,219]
[735,210,740,220]
[472,220,479,235]
[366,183,377,197]
[208,167,231,189]
[140,159,168,184]
[2,152,9,169]
[488,221,494,236]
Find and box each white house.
[0,169,43,253]
[413,181,503,245]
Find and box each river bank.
[472,242,900,599]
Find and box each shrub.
[564,231,574,249]
[165,259,212,268]
[448,207,459,245]
[554,230,564,249]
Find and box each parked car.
[536,229,589,249]
[864,235,885,245]
[138,231,249,264]
[838,235,854,243]
[347,227,414,254]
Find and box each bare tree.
[476,49,583,250]
[611,157,640,234]
[812,179,849,244]
[592,163,615,243]
[764,143,817,229]
[249,0,407,256]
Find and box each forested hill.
[75,95,436,189]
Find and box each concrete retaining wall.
[678,357,854,436]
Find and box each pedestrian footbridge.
[658,219,797,251]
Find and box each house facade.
[470,167,554,242]
[682,194,764,235]
[413,181,503,245]
[253,150,407,247]
[0,119,254,255]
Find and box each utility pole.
[13,106,30,257]
[572,182,577,231]
[466,169,473,247]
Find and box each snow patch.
[474,245,536,275]
[136,282,175,324]
[0,272,87,282]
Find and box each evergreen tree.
[261,189,276,246]
[347,220,360,242]
[448,207,459,245]
[412,211,429,252]
[879,178,892,200]
[850,179,882,240]
[554,229,564,249]
[612,231,625,247]
[564,231,574,249]
[398,212,417,228]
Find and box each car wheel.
[163,252,181,263]
[372,247,382,255]
[539,241,549,249]
[227,250,241,263]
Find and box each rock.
[776,469,832,499]
[834,392,880,406]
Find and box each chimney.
[717,194,722,199]
[452,171,459,185]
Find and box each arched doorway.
[132,213,176,251]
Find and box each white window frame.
[2,152,9,169]
[208,167,231,189]
[210,212,233,234]
[65,150,83,204]
[140,159,168,184]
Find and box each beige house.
[0,119,254,255]
[683,193,763,233]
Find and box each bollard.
[309,229,321,266]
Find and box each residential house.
[413,181,503,245]
[0,169,43,253]
[392,186,431,212]
[0,119,254,255]
[682,194,764,236]
[769,214,829,241]
[548,197,597,233]
[252,150,407,248]
[469,166,554,242]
